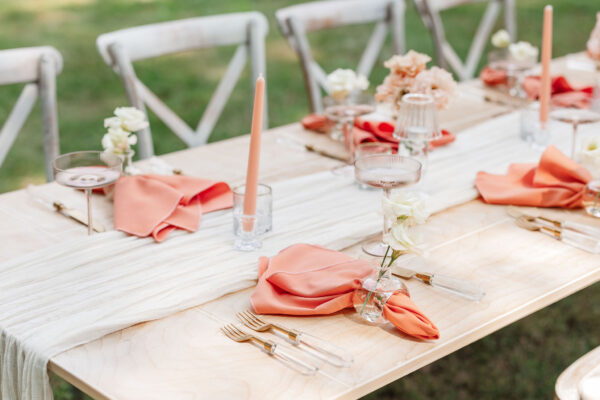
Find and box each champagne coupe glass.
[549,108,600,160]
[54,151,122,235]
[324,91,375,176]
[394,93,440,176]
[354,154,422,256]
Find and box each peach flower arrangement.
[375,50,457,111]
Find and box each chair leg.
[39,54,60,182]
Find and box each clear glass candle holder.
[520,104,551,149]
[232,183,272,251]
[583,180,600,218]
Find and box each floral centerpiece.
[101,107,149,174]
[354,191,429,323]
[375,50,457,112]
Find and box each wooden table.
[1,55,599,399]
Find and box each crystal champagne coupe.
[394,93,440,176]
[354,154,422,256]
[54,151,122,235]
[549,108,600,160]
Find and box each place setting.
[2,2,600,400]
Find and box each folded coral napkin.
[114,174,233,242]
[251,243,440,340]
[475,146,592,208]
[301,114,455,151]
[480,68,593,109]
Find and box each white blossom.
[326,69,369,100]
[580,136,600,177]
[509,41,538,63]
[491,29,511,48]
[101,127,137,155]
[114,107,149,132]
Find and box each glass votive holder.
[520,104,550,149]
[583,180,600,218]
[232,183,273,251]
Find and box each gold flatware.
[515,216,599,254]
[236,310,353,367]
[276,137,348,162]
[27,185,105,233]
[392,266,485,302]
[220,324,318,375]
[507,206,600,239]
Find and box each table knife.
[392,265,485,302]
[515,216,599,254]
[27,185,106,233]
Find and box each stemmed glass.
[394,93,440,176]
[54,151,122,235]
[549,108,600,160]
[354,154,422,256]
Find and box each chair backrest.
[0,46,62,181]
[97,12,269,159]
[276,0,406,113]
[413,0,516,81]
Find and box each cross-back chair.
[276,0,406,114]
[0,46,62,181]
[96,12,269,159]
[413,0,516,81]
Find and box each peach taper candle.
[539,5,553,126]
[242,75,265,231]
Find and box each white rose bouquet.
[326,69,369,101]
[101,107,149,156]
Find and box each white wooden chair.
[0,46,62,181]
[96,12,269,159]
[413,0,516,81]
[276,0,406,114]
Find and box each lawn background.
[0,0,598,398]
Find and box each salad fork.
[236,311,353,368]
[220,324,318,375]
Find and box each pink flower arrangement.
[375,50,457,110]
[587,12,600,61]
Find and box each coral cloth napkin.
[251,243,440,340]
[480,68,593,109]
[114,174,233,242]
[475,146,592,208]
[301,114,455,151]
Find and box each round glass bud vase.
[352,268,409,324]
[583,180,600,218]
[118,150,135,176]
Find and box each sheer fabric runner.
[0,112,569,399]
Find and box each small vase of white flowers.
[101,107,149,175]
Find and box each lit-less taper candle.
[242,75,265,231]
[539,5,553,125]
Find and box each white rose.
[114,107,149,132]
[491,29,511,48]
[509,41,539,63]
[382,190,429,224]
[383,222,420,254]
[101,127,137,155]
[326,69,369,99]
[580,136,600,177]
[104,116,122,130]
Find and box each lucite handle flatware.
[292,332,354,368]
[427,274,485,302]
[271,342,320,375]
[559,228,600,254]
[562,221,600,240]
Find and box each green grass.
[0,0,598,398]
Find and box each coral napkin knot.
[475,146,592,208]
[114,174,233,242]
[251,244,439,340]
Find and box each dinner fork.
[236,311,353,368]
[220,324,318,375]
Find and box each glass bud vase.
[119,150,135,176]
[353,268,409,324]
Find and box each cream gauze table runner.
[0,112,572,399]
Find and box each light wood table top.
[1,56,599,399]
